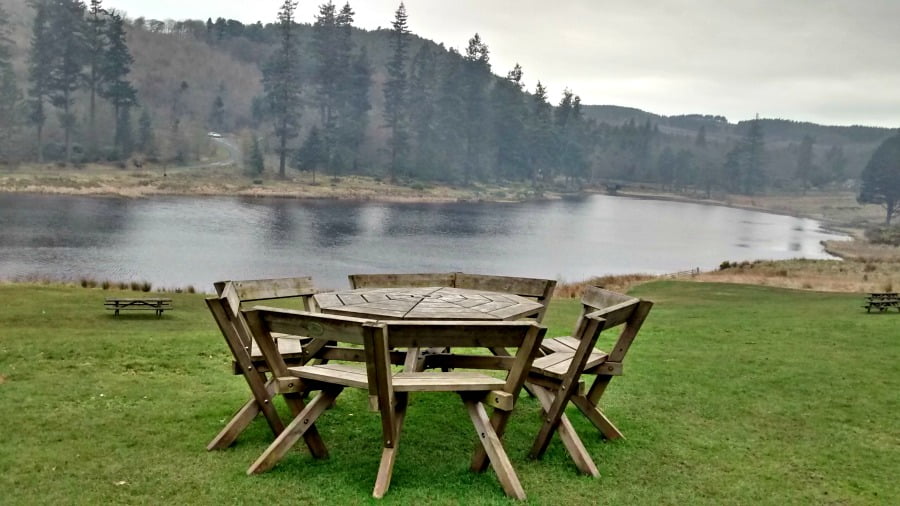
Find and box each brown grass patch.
[555,273,659,298]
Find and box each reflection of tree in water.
[309,202,360,248]
[0,195,129,248]
[261,199,296,246]
[383,203,507,237]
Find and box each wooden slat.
[231,276,316,301]
[383,320,542,348]
[348,273,455,289]
[392,372,506,392]
[580,286,636,312]
[252,307,372,345]
[424,354,516,371]
[541,337,577,353]
[531,352,575,372]
[314,346,406,365]
[607,300,653,363]
[454,273,554,298]
[289,364,369,389]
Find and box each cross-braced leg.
[464,398,526,501]
[529,383,599,477]
[247,388,341,474]
[207,377,277,451]
[571,376,623,440]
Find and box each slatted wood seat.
[522,286,653,477]
[243,308,546,501]
[206,276,328,452]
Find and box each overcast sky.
[107,0,900,128]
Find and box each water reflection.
[0,193,849,290]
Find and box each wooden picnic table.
[104,297,172,316]
[863,292,900,313]
[312,286,544,321]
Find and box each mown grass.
[0,282,897,504]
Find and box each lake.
[0,193,847,291]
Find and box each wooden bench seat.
[289,364,507,392]
[104,298,172,316]
[535,336,610,380]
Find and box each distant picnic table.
[105,297,172,316]
[863,292,900,313]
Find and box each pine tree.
[859,132,900,225]
[28,0,54,163]
[246,136,264,176]
[741,115,765,194]
[209,83,226,132]
[85,0,108,158]
[0,5,21,164]
[461,33,491,184]
[527,81,553,186]
[383,2,410,182]
[262,0,303,178]
[312,1,359,175]
[294,126,325,184]
[137,108,155,155]
[100,12,137,159]
[48,0,89,165]
[408,43,439,178]
[492,64,528,181]
[115,105,133,158]
[795,134,815,192]
[339,46,371,172]
[823,145,846,183]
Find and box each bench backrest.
[453,273,556,322]
[211,276,318,349]
[348,273,457,289]
[577,286,653,363]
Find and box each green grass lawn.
[0,281,897,504]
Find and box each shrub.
[129,281,141,291]
[719,261,733,270]
[141,281,152,292]
[101,280,111,290]
[864,225,900,246]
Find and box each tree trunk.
[63,88,72,165]
[113,102,120,156]
[278,127,287,179]
[36,123,44,163]
[89,79,96,158]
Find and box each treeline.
[0,0,139,164]
[0,0,893,197]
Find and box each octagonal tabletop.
[313,286,544,321]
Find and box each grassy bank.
[0,282,896,504]
[0,162,538,202]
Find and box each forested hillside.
[0,0,894,196]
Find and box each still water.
[0,193,847,291]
